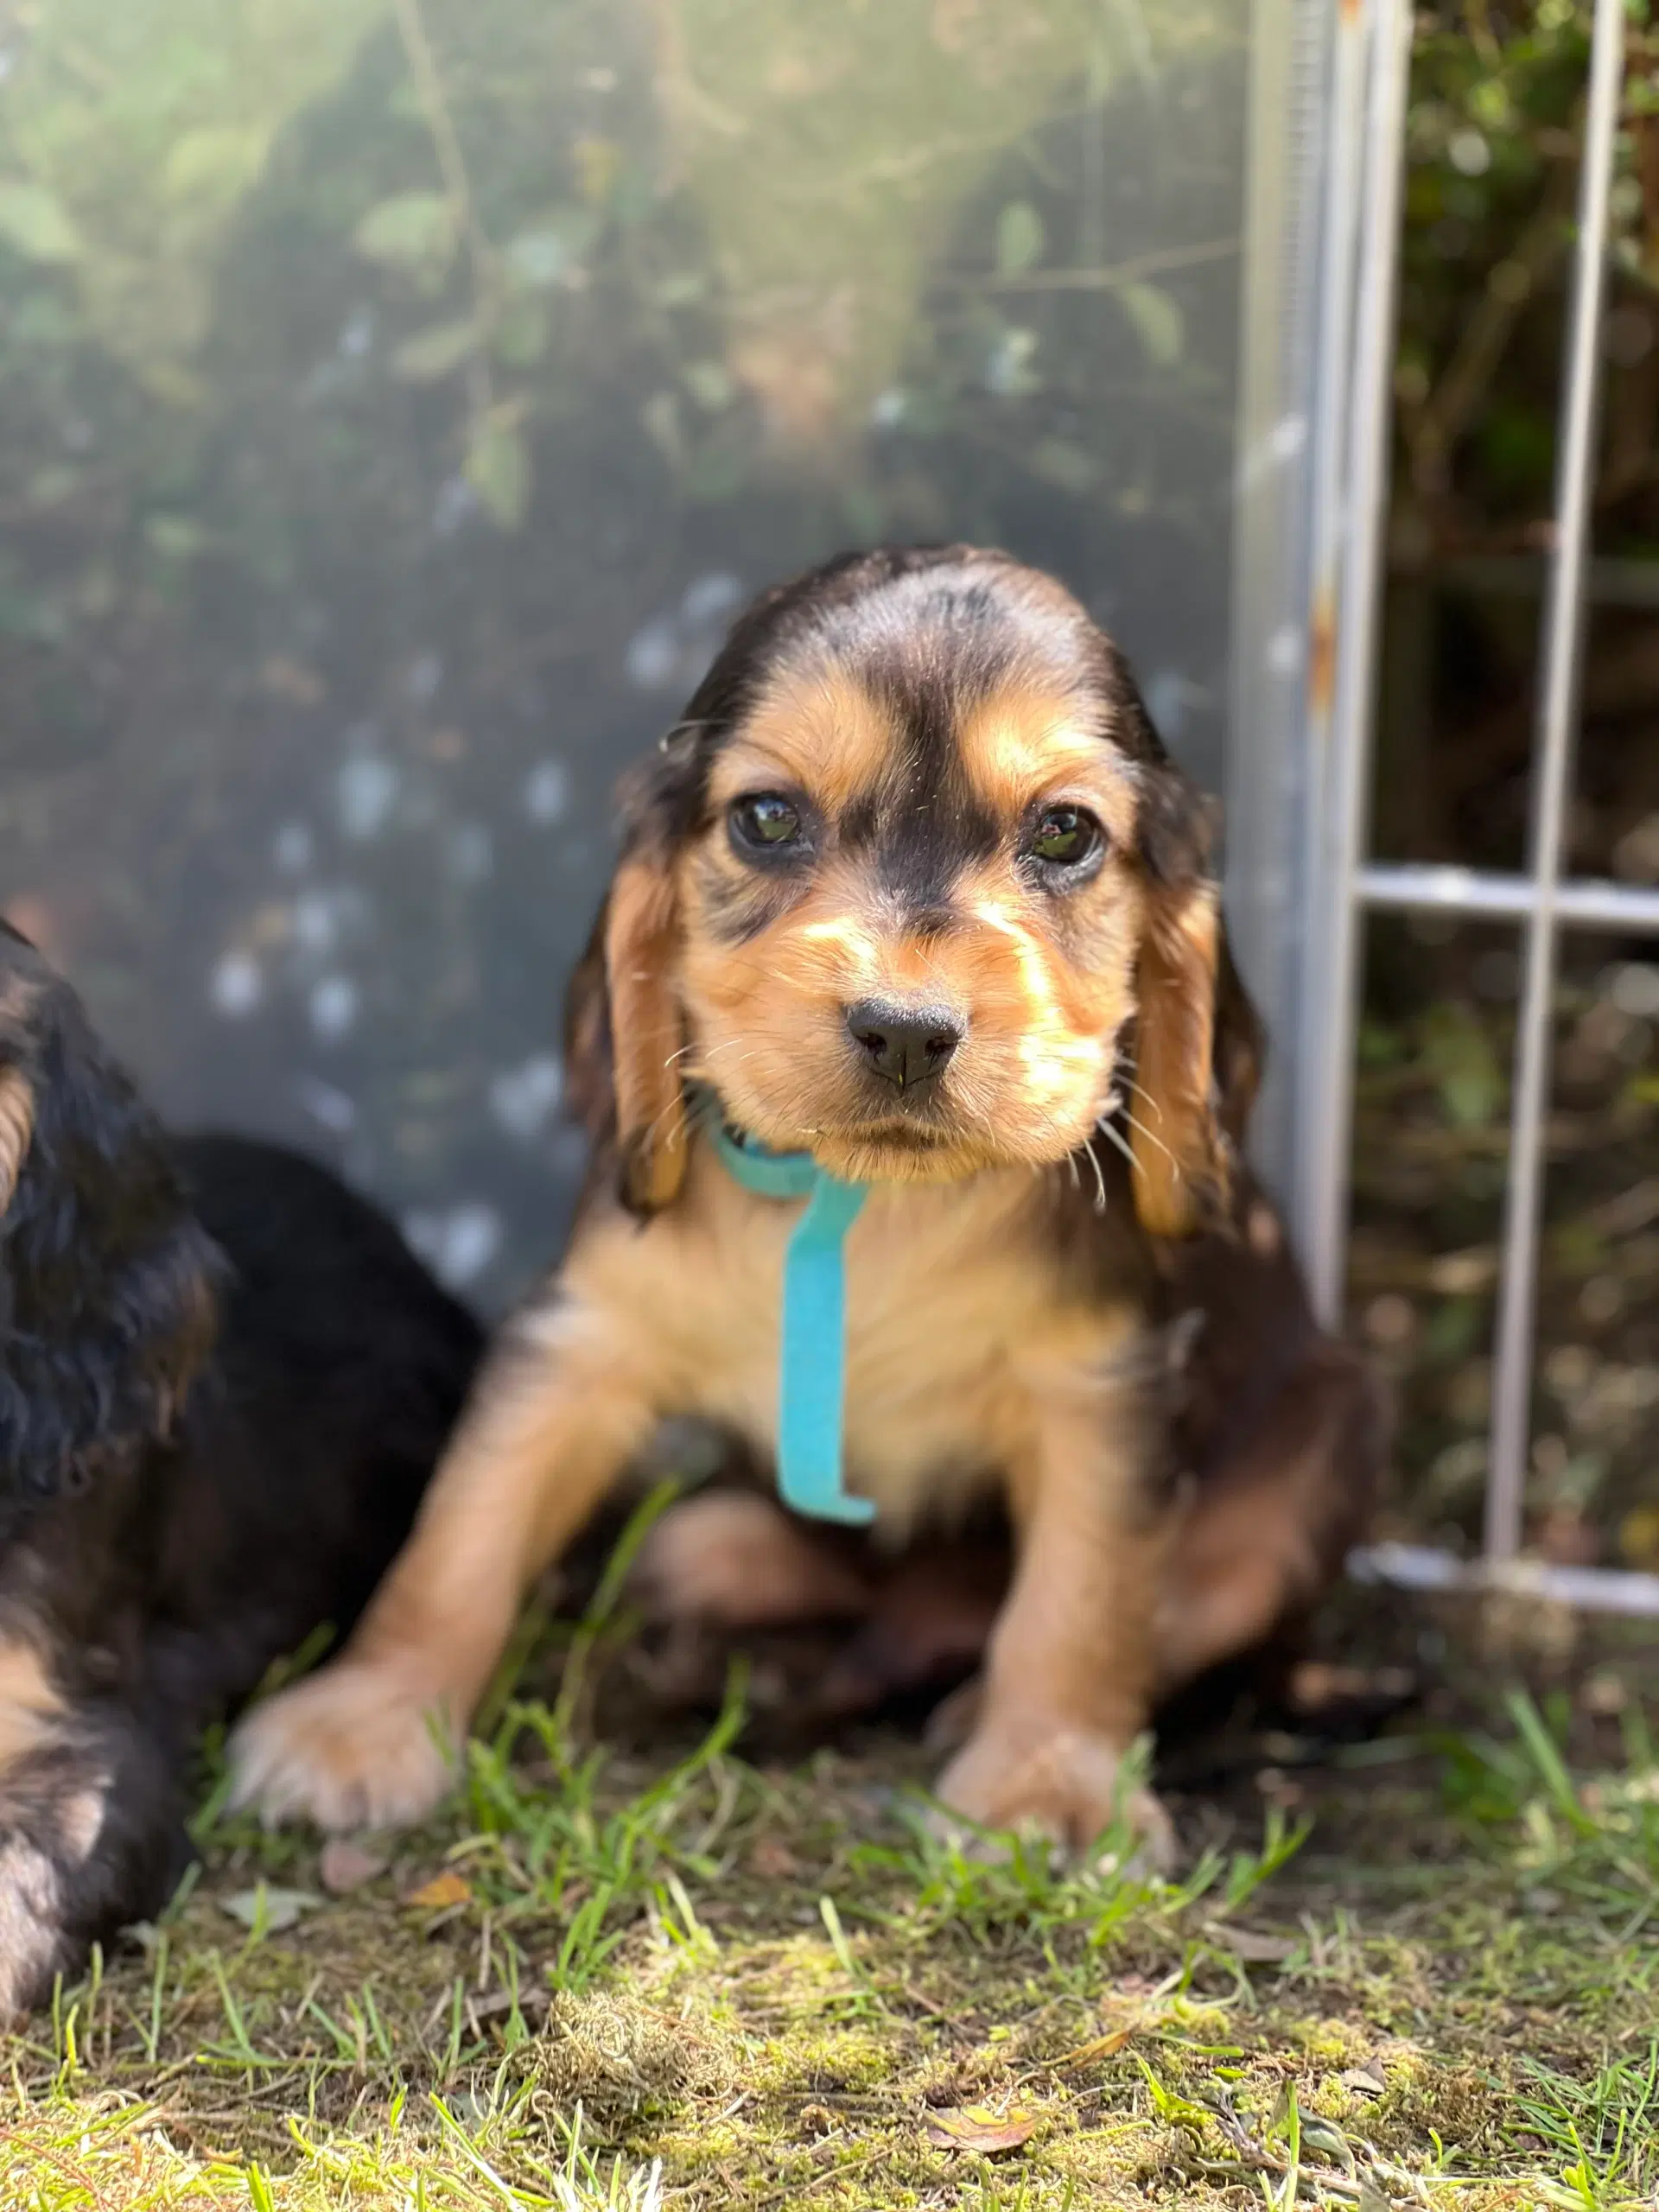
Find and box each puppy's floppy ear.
[1123,753,1251,1242]
[1130,879,1223,1239]
[563,843,689,1216]
[606,849,690,1211]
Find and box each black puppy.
[0,923,479,2013]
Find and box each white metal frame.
[1231,0,1658,1610]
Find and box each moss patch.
[6,1601,1659,2208]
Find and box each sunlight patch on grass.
[0,2081,664,2211]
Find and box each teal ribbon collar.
[699,1096,874,1527]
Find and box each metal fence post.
[1483,0,1626,1561]
[1288,0,1414,1327]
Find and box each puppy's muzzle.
[843,999,964,1091]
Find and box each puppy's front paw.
[931,1722,1174,1872]
[229,1662,457,1834]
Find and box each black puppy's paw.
[0,1709,187,2017]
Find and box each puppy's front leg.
[933,1353,1174,1865]
[231,1305,661,1832]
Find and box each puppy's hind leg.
[633,1492,874,1631]
[1155,1340,1387,1695]
[230,1304,664,1833]
[628,1491,877,1711]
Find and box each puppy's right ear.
[564,847,689,1215]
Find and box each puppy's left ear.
[1124,743,1264,1239]
[1130,877,1224,1239]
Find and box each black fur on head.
[0,924,220,1505]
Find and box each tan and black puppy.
[232,546,1382,1855]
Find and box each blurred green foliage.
[0,0,1246,1307]
[0,0,1238,645]
[1396,0,1659,548]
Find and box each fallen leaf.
[319,1840,388,1896]
[1340,2063,1388,2098]
[924,2103,1038,2155]
[402,1869,472,1910]
[1205,1922,1296,1963]
[220,1885,320,1933]
[1300,2114,1358,2171]
[1052,2026,1136,2069]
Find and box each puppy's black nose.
[844,999,963,1090]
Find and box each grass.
[7,1586,1659,2209]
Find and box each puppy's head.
[570,548,1259,1233]
[0,925,219,1503]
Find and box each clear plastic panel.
[0,0,1249,1309]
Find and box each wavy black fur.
[0,925,480,2013]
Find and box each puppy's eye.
[1027,805,1102,868]
[730,793,804,851]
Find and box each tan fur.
[682,672,1148,1188]
[0,1638,63,1771]
[604,856,689,1211]
[1130,882,1219,1237]
[932,1395,1173,1858]
[0,1068,35,1217]
[953,687,1141,851]
[634,1491,871,1628]
[231,1141,1166,1842]
[716,666,900,817]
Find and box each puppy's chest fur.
[567,1143,1147,1532]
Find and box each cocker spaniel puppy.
[232,546,1382,1857]
[0,923,479,2012]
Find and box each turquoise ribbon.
[700,1098,874,1527]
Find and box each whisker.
[661,1035,763,1082]
[1119,1076,1165,1123]
[1095,1116,1136,1168]
[1121,1110,1179,1171]
[1082,1139,1108,1215]
[641,1091,686,1153]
